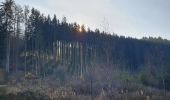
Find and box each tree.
[23,5,29,74]
[0,7,6,68]
[12,4,23,72]
[0,0,15,73]
[80,24,86,33]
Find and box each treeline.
[1,0,170,90]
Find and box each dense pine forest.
[1,0,170,100]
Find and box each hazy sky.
[6,0,170,39]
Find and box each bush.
[140,73,148,85]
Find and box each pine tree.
[0,7,6,68]
[0,0,15,73]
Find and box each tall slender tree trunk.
[15,20,20,73]
[6,32,10,73]
[163,79,166,100]
[24,38,27,75]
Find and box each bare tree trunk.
[6,33,10,73]
[163,79,166,100]
[24,38,27,75]
[15,19,20,73]
[15,36,18,73]
[35,51,38,76]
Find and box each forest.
[1,0,170,100]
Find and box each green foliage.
[139,73,149,85]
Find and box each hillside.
[0,0,170,100]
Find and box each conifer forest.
[0,0,170,100]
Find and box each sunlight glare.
[79,27,82,32]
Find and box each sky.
[4,0,170,39]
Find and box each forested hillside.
[1,0,170,99]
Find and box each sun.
[79,27,82,32]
